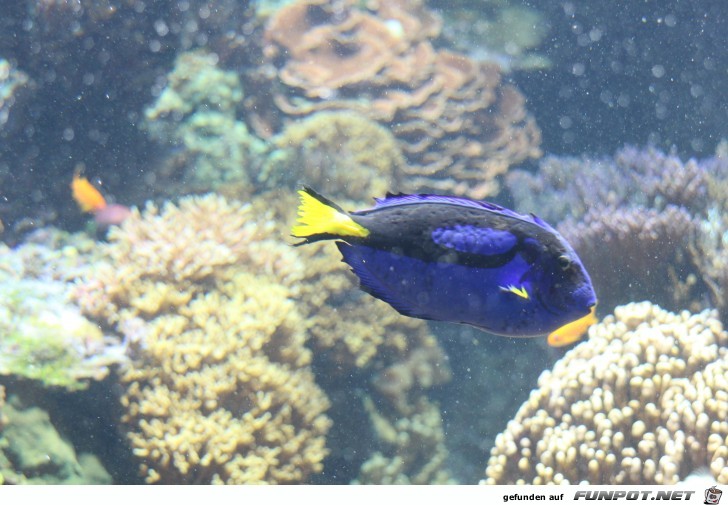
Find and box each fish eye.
[558,255,571,270]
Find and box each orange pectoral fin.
[71,170,107,213]
[547,306,598,348]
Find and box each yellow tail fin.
[291,188,369,241]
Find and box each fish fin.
[499,284,529,300]
[71,167,107,213]
[291,187,370,243]
[337,243,433,321]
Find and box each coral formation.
[75,194,331,484]
[507,146,711,226]
[558,205,701,313]
[438,2,550,72]
[144,51,268,197]
[484,302,728,485]
[0,232,125,390]
[262,0,541,198]
[0,393,113,484]
[262,111,404,201]
[355,397,454,484]
[507,146,717,313]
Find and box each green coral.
[0,236,125,391]
[144,50,268,195]
[439,1,550,71]
[0,394,112,484]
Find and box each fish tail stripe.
[291,187,370,240]
[499,284,529,300]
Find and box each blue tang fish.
[291,188,597,339]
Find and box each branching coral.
[506,146,713,226]
[120,272,330,484]
[484,302,728,485]
[261,0,541,198]
[75,194,330,484]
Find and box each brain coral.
[75,194,331,484]
[484,302,728,485]
[261,0,541,198]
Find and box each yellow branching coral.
[484,302,728,485]
[121,272,330,484]
[76,194,330,484]
[75,194,302,324]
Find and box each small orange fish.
[71,168,107,213]
[547,305,598,347]
[71,167,131,226]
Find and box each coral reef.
[484,302,728,485]
[558,205,702,313]
[507,146,712,225]
[262,111,404,202]
[689,150,728,316]
[0,393,112,484]
[144,51,268,197]
[354,397,454,484]
[0,231,125,390]
[261,0,541,198]
[75,194,331,484]
[507,146,718,313]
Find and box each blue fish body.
[292,189,596,338]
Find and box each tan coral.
[76,194,330,484]
[262,0,541,198]
[483,302,728,485]
[262,111,405,201]
[355,396,455,484]
[121,272,330,484]
[75,194,302,324]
